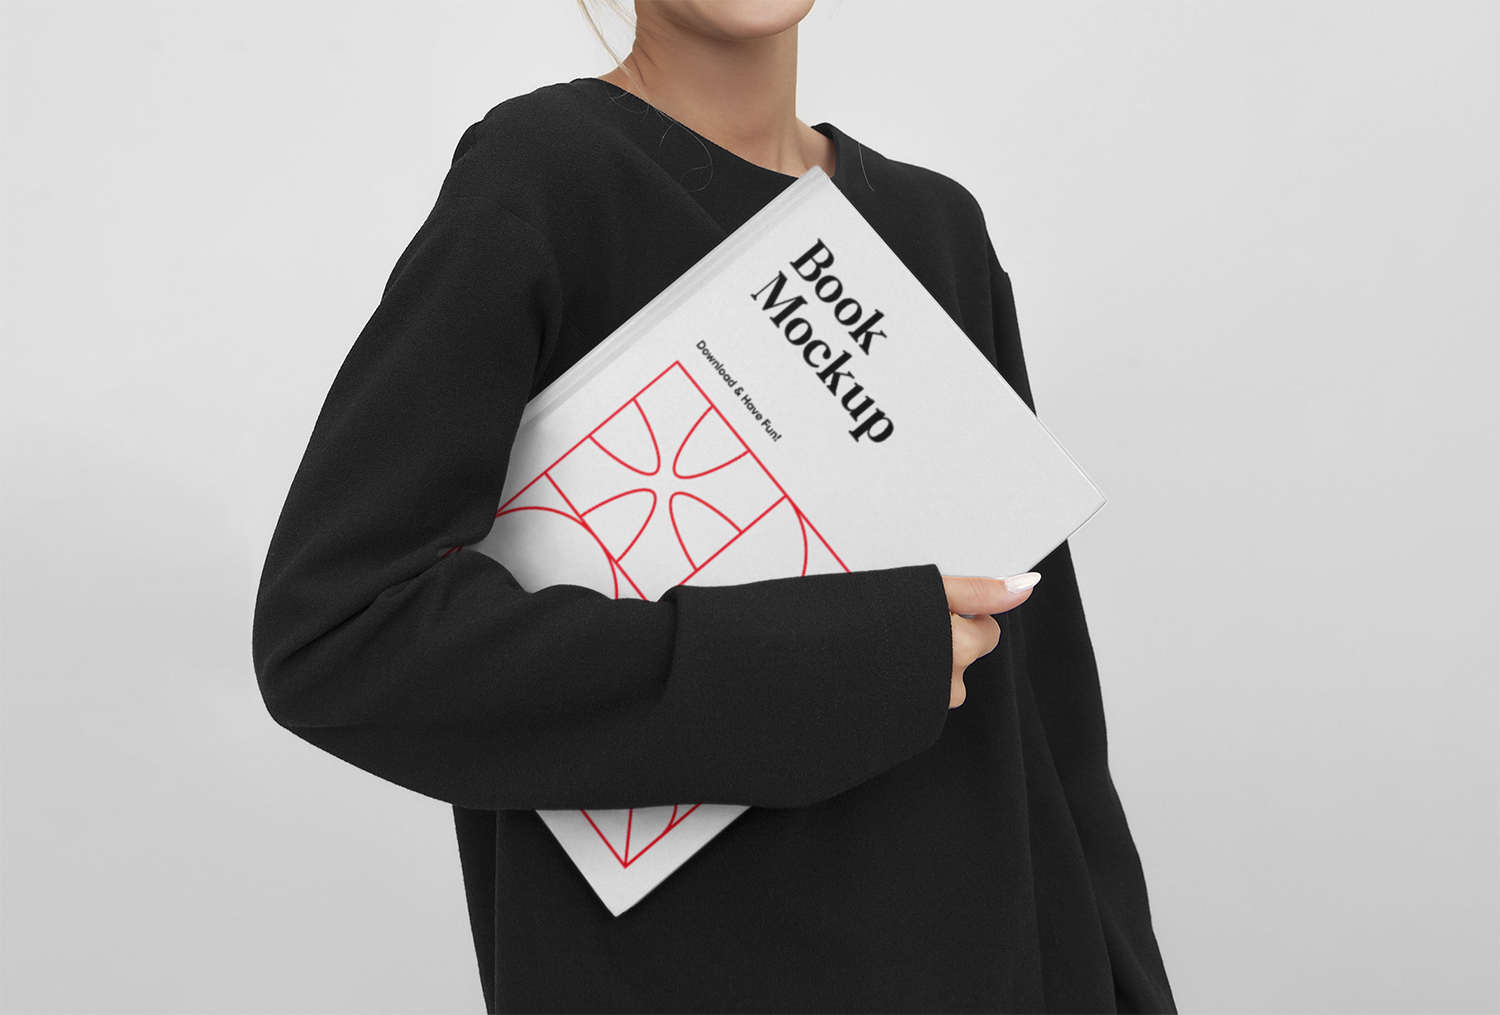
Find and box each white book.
[469,168,1103,916]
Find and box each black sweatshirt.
[253,78,1175,1014]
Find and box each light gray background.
[2,2,1495,1012]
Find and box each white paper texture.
[469,169,1104,915]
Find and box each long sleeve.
[986,242,1177,1012]
[252,189,955,814]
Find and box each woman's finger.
[951,612,1001,666]
[943,572,1041,618]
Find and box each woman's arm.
[254,192,965,813]
[983,239,1175,1010]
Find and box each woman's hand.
[944,573,1041,708]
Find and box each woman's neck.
[600,10,834,178]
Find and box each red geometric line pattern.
[491,361,848,868]
[580,804,702,868]
[495,361,847,602]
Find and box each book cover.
[469,168,1103,915]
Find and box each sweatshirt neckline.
[570,77,845,189]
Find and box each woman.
[253,2,1176,1011]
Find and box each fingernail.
[1003,572,1041,594]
